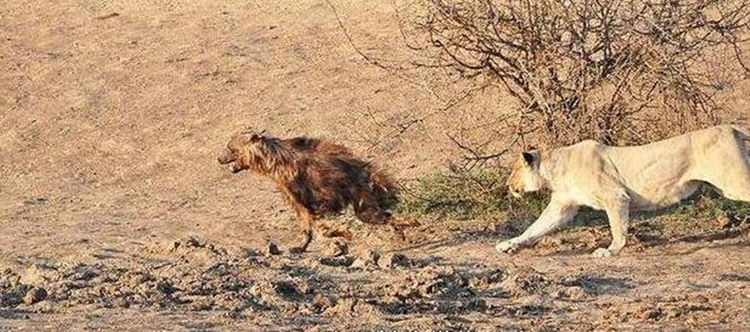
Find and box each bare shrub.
[407,0,750,147]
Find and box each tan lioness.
[496,125,750,257]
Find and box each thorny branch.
[408,0,750,147]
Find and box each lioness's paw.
[495,240,519,254]
[592,248,613,258]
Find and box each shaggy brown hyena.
[218,130,403,253]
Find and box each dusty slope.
[2,0,750,330]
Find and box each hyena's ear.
[522,150,539,166]
[250,129,268,142]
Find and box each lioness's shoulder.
[545,140,607,169]
[556,139,606,155]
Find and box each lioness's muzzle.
[217,149,235,164]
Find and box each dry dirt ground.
[2,0,750,330]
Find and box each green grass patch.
[397,170,548,221]
[668,188,750,221]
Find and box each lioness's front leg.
[592,202,630,258]
[496,196,578,254]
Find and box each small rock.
[323,297,377,317]
[128,273,153,288]
[23,287,47,305]
[157,280,177,294]
[273,280,302,299]
[20,264,59,286]
[265,242,282,256]
[556,286,586,300]
[32,300,55,313]
[641,307,663,320]
[322,240,348,257]
[189,298,214,311]
[323,297,358,317]
[313,294,335,311]
[75,265,100,281]
[350,249,380,269]
[174,236,202,250]
[379,253,410,269]
[319,256,355,267]
[1,285,28,306]
[501,268,549,296]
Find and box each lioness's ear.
[522,151,538,166]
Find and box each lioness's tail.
[370,169,399,211]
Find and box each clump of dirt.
[23,287,48,305]
[611,295,718,326]
[18,264,61,287]
[501,267,550,296]
[264,242,282,256]
[321,240,348,257]
[321,297,379,318]
[379,253,411,269]
[319,256,356,267]
[350,249,380,270]
[377,266,485,315]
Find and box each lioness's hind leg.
[719,185,750,202]
[711,171,750,202]
[703,137,750,202]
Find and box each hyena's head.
[506,149,544,198]
[217,130,267,173]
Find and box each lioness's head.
[217,130,266,173]
[506,149,544,198]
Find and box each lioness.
[496,125,750,257]
[218,130,402,253]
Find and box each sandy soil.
[2,0,750,330]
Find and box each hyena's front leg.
[496,196,578,254]
[288,205,315,253]
[278,185,317,253]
